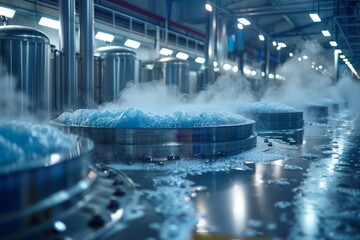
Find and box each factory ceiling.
[1,0,359,74]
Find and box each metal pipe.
[265,38,270,80]
[216,16,227,74]
[80,0,94,108]
[205,8,216,85]
[59,0,77,111]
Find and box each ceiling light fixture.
[278,42,287,48]
[289,52,294,57]
[205,3,212,12]
[237,23,243,30]
[176,52,189,60]
[95,31,115,42]
[309,13,321,22]
[124,39,141,49]
[259,34,265,41]
[38,17,60,30]
[237,18,251,26]
[329,41,337,47]
[340,55,345,59]
[321,30,331,37]
[0,6,16,18]
[195,57,206,64]
[272,41,277,47]
[159,47,173,56]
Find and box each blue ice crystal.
[55,108,247,128]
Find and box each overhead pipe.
[59,0,77,111]
[79,0,94,108]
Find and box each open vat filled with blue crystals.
[51,108,257,161]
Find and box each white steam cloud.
[101,73,255,115]
[261,40,360,115]
[0,62,37,123]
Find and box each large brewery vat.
[94,46,139,104]
[0,26,51,117]
[153,57,190,94]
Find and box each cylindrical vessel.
[94,46,138,103]
[0,26,51,118]
[140,60,154,83]
[153,57,190,94]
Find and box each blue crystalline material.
[0,122,76,165]
[238,102,297,114]
[55,108,247,128]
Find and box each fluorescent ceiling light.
[213,61,218,67]
[223,63,232,70]
[298,57,302,61]
[272,41,277,46]
[329,41,337,47]
[232,66,238,72]
[124,39,141,49]
[251,70,257,76]
[195,57,205,64]
[0,6,16,18]
[38,17,60,30]
[259,34,265,41]
[278,42,286,48]
[346,61,351,65]
[321,30,331,37]
[309,13,321,22]
[95,31,115,42]
[237,18,251,26]
[289,52,294,57]
[276,46,281,50]
[176,52,189,60]
[340,55,345,59]
[334,49,342,54]
[303,55,308,60]
[205,3,212,12]
[269,73,274,79]
[237,23,243,30]
[159,47,173,56]
[343,58,349,62]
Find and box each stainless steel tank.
[153,57,190,94]
[0,26,51,118]
[94,46,138,103]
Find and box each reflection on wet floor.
[109,112,360,239]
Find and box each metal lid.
[94,46,136,57]
[0,25,50,43]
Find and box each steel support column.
[80,0,94,108]
[60,0,77,110]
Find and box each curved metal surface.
[51,119,255,144]
[305,105,329,121]
[153,57,190,94]
[95,134,257,162]
[245,111,304,131]
[0,165,137,240]
[0,137,94,215]
[94,46,136,56]
[0,25,49,43]
[0,25,51,118]
[94,46,138,103]
[51,120,256,161]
